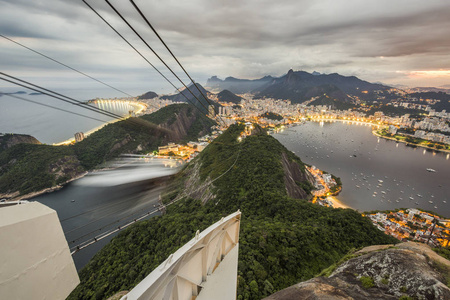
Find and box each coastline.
[372,130,450,154]
[2,171,88,201]
[327,196,351,209]
[53,100,147,146]
[53,117,127,146]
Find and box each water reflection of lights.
[91,99,146,116]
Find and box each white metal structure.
[122,210,241,300]
[0,202,79,300]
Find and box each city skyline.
[1,0,450,97]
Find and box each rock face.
[264,242,450,300]
[47,155,84,182]
[161,106,212,143]
[281,152,314,199]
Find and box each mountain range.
[206,70,391,104]
[206,75,275,94]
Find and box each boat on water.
[409,197,414,200]
[427,168,436,172]
[381,191,386,194]
[429,201,433,204]
[378,180,383,183]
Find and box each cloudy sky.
[1,0,450,98]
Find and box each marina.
[274,121,450,217]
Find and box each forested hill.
[0,133,41,150]
[0,104,214,198]
[69,124,398,300]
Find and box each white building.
[388,125,398,135]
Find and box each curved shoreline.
[53,100,146,146]
[372,130,450,154]
[2,171,88,201]
[309,118,384,128]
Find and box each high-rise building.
[208,105,215,118]
[74,132,85,142]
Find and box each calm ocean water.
[0,88,137,144]
[274,121,450,218]
[34,158,181,269]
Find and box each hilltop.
[217,89,242,104]
[137,91,158,100]
[0,104,214,198]
[69,124,397,300]
[265,242,450,299]
[0,133,41,151]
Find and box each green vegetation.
[430,260,450,288]
[0,133,41,150]
[329,175,342,194]
[70,124,398,300]
[0,144,78,194]
[398,295,414,300]
[360,276,375,288]
[433,248,450,261]
[308,93,356,110]
[0,104,214,195]
[377,129,450,151]
[259,112,283,121]
[366,106,425,117]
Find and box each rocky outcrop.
[48,155,85,181]
[264,242,450,300]
[161,107,211,143]
[108,134,132,154]
[281,152,314,199]
[0,134,41,150]
[175,163,216,205]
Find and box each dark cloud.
[1,0,450,94]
